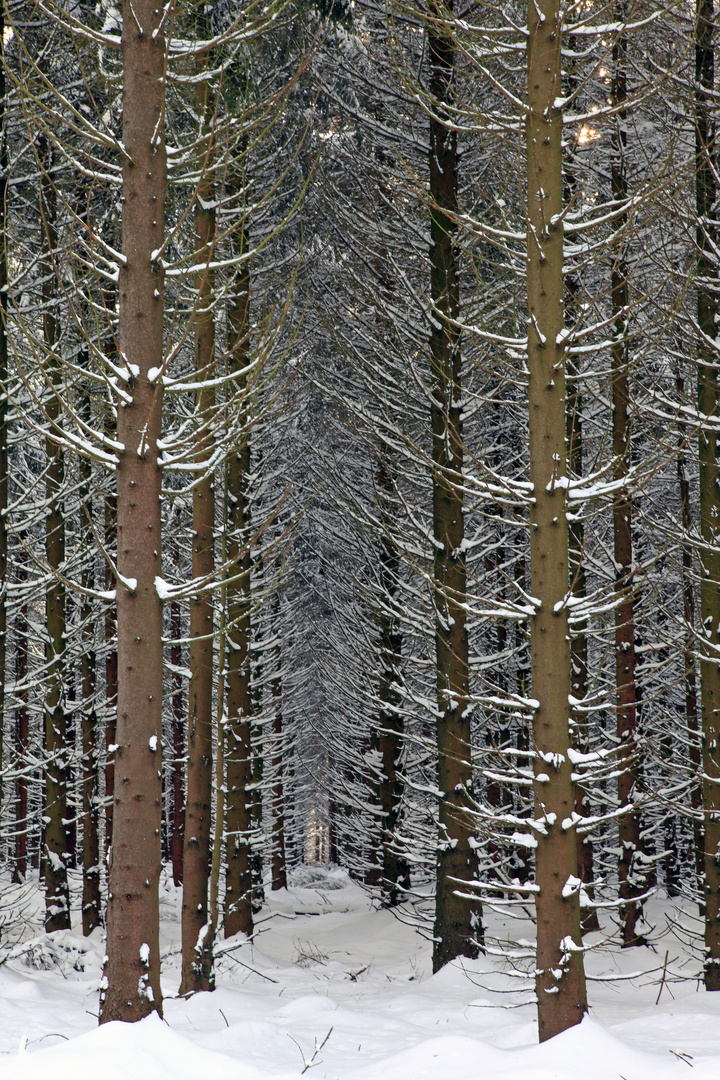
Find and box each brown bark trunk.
[427,5,482,972]
[610,18,645,949]
[695,0,720,990]
[180,52,217,993]
[80,390,101,935]
[224,209,254,940]
[170,593,185,886]
[41,140,71,933]
[100,0,166,1022]
[526,0,587,1039]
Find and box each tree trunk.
[41,140,71,934]
[225,209,254,940]
[375,457,405,907]
[180,50,217,993]
[100,0,166,1022]
[80,389,101,935]
[526,0,587,1039]
[676,371,704,903]
[270,593,288,891]
[695,0,720,990]
[251,649,265,913]
[563,109,599,933]
[566,353,599,934]
[104,478,118,858]
[0,6,7,845]
[13,561,29,883]
[170,592,185,887]
[609,16,645,949]
[427,4,482,972]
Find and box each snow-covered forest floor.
[1,866,720,1079]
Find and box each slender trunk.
[170,592,185,886]
[180,50,217,994]
[104,481,118,863]
[98,281,119,862]
[364,727,383,887]
[0,7,8,841]
[81,642,101,933]
[526,0,587,1039]
[328,800,338,866]
[65,676,77,872]
[564,112,599,933]
[513,531,532,884]
[485,514,510,880]
[610,18,644,949]
[427,3,482,973]
[225,205,254,940]
[676,372,703,901]
[100,0,167,1022]
[695,0,720,989]
[252,648,266,911]
[375,457,405,907]
[208,531,227,939]
[270,593,287,890]
[566,353,599,933]
[13,562,29,883]
[368,148,406,904]
[41,141,71,933]
[251,549,265,912]
[80,389,101,934]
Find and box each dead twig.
[287,1026,334,1074]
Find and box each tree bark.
[100,0,166,1022]
[564,111,599,934]
[170,591,185,886]
[427,4,482,972]
[80,389,101,935]
[180,48,217,993]
[225,206,254,940]
[40,140,71,934]
[695,0,720,990]
[0,6,8,843]
[251,634,265,913]
[609,16,645,949]
[566,353,599,934]
[270,592,288,891]
[13,560,29,883]
[676,371,703,902]
[104,474,118,858]
[375,457,405,907]
[526,0,587,1039]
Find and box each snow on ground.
[1,866,719,1079]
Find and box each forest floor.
[1,865,719,1078]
